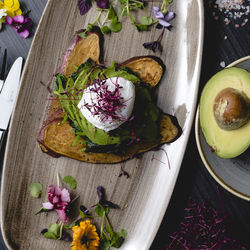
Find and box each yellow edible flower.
[72,220,100,250]
[0,0,22,17]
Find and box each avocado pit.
[213,87,250,130]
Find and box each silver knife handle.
[0,130,5,148]
[0,79,4,92]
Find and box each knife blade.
[0,57,23,137]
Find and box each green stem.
[93,10,103,25]
[100,212,105,238]
[57,172,61,186]
[102,11,109,26]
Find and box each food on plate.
[37,28,180,163]
[199,67,250,158]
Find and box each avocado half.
[199,67,250,158]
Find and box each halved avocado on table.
[199,67,250,158]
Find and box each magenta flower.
[5,15,33,38]
[42,185,71,223]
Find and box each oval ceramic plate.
[195,55,250,201]
[0,0,204,249]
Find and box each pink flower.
[5,15,33,38]
[42,185,71,223]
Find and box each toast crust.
[38,28,180,163]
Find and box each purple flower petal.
[24,17,33,29]
[97,186,104,201]
[56,209,67,223]
[78,0,92,15]
[164,11,175,22]
[18,29,30,39]
[143,41,160,53]
[159,19,171,27]
[61,188,71,203]
[13,15,24,24]
[54,185,62,196]
[48,184,55,194]
[5,16,13,25]
[53,196,60,203]
[153,6,164,19]
[43,202,54,210]
[95,0,109,9]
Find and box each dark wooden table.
[0,1,250,249]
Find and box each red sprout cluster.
[166,200,246,249]
[83,77,126,124]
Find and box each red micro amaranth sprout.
[166,200,246,249]
[83,76,127,124]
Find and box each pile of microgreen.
[29,173,126,249]
[77,0,175,52]
[82,77,127,124]
[165,199,246,249]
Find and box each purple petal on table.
[78,0,92,15]
[5,16,13,25]
[95,0,109,9]
[13,15,24,24]
[24,17,33,29]
[18,29,30,39]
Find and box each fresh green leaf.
[110,231,126,248]
[118,229,127,238]
[109,18,122,33]
[62,176,77,189]
[79,209,86,219]
[108,7,116,20]
[43,231,58,240]
[35,207,50,215]
[135,23,148,31]
[101,240,112,250]
[118,6,127,17]
[48,223,60,234]
[29,182,43,198]
[101,26,111,34]
[95,204,105,216]
[106,224,113,236]
[140,16,153,26]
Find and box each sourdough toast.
[38,29,180,163]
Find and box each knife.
[0,57,23,145]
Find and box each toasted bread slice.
[38,29,180,163]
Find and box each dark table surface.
[0,0,250,249]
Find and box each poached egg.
[77,77,135,132]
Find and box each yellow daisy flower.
[72,220,100,250]
[0,0,22,17]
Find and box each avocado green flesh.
[54,59,161,150]
[200,67,250,158]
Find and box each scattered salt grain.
[211,0,250,26]
[220,61,226,68]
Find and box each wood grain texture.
[0,0,203,249]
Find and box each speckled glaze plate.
[195,55,250,201]
[0,0,204,249]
